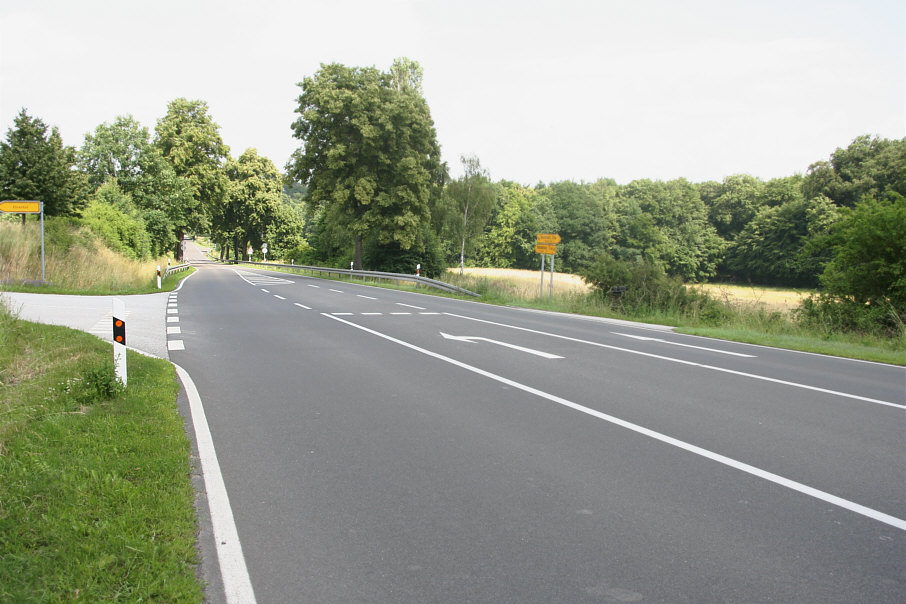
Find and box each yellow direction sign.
[536,233,561,244]
[535,243,557,255]
[0,200,42,213]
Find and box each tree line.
[1,58,903,331]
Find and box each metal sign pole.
[540,254,545,298]
[549,254,554,299]
[40,202,45,283]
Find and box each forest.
[2,59,904,338]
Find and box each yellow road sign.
[536,233,561,244]
[0,200,42,213]
[535,243,557,255]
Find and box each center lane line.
[322,312,906,532]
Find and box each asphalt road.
[168,253,905,603]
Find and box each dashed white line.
[294,303,312,310]
[396,303,426,310]
[361,312,383,316]
[419,312,441,315]
[167,316,179,323]
[167,326,181,334]
[274,295,286,300]
[391,312,411,315]
[261,289,270,293]
[329,289,344,293]
[308,284,320,288]
[332,312,354,316]
[167,308,178,314]
[167,340,185,351]
[357,295,377,300]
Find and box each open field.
[450,267,808,312]
[450,267,592,297]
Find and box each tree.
[287,59,443,269]
[154,99,230,258]
[80,115,194,256]
[443,154,496,273]
[704,174,764,240]
[220,148,284,260]
[802,135,906,207]
[725,195,839,286]
[0,109,86,218]
[817,193,906,308]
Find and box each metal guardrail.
[165,263,191,277]
[231,260,480,297]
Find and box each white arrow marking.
[440,332,563,359]
[612,333,756,358]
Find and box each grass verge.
[0,304,203,602]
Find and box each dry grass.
[691,283,808,313]
[450,267,592,297]
[0,221,161,291]
[449,267,808,313]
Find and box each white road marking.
[420,312,441,315]
[357,295,377,300]
[329,289,344,293]
[233,269,294,287]
[274,295,286,300]
[167,326,181,334]
[362,312,383,316]
[396,303,426,310]
[323,313,906,532]
[173,363,257,603]
[308,284,320,289]
[294,303,311,310]
[444,313,905,410]
[167,316,179,323]
[167,308,178,314]
[441,332,563,359]
[167,340,185,351]
[332,312,354,316]
[391,312,411,315]
[612,332,757,357]
[261,289,270,293]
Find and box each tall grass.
[0,219,164,293]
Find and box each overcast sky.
[2,0,903,185]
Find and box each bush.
[581,253,728,323]
[796,294,905,338]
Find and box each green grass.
[0,305,203,602]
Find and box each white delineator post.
[157,265,162,289]
[112,298,127,386]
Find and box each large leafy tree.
[287,59,443,269]
[154,98,230,258]
[219,148,284,260]
[802,135,906,207]
[80,115,194,256]
[0,109,86,217]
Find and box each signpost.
[261,243,268,262]
[112,298,127,386]
[0,200,45,283]
[535,234,560,299]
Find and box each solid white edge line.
[322,313,906,532]
[444,313,905,410]
[173,363,257,603]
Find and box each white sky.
[2,0,903,185]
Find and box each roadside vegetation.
[0,301,203,602]
[0,219,189,295]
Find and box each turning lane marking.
[444,313,904,409]
[323,313,906,532]
[441,332,563,359]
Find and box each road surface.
[168,248,905,603]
